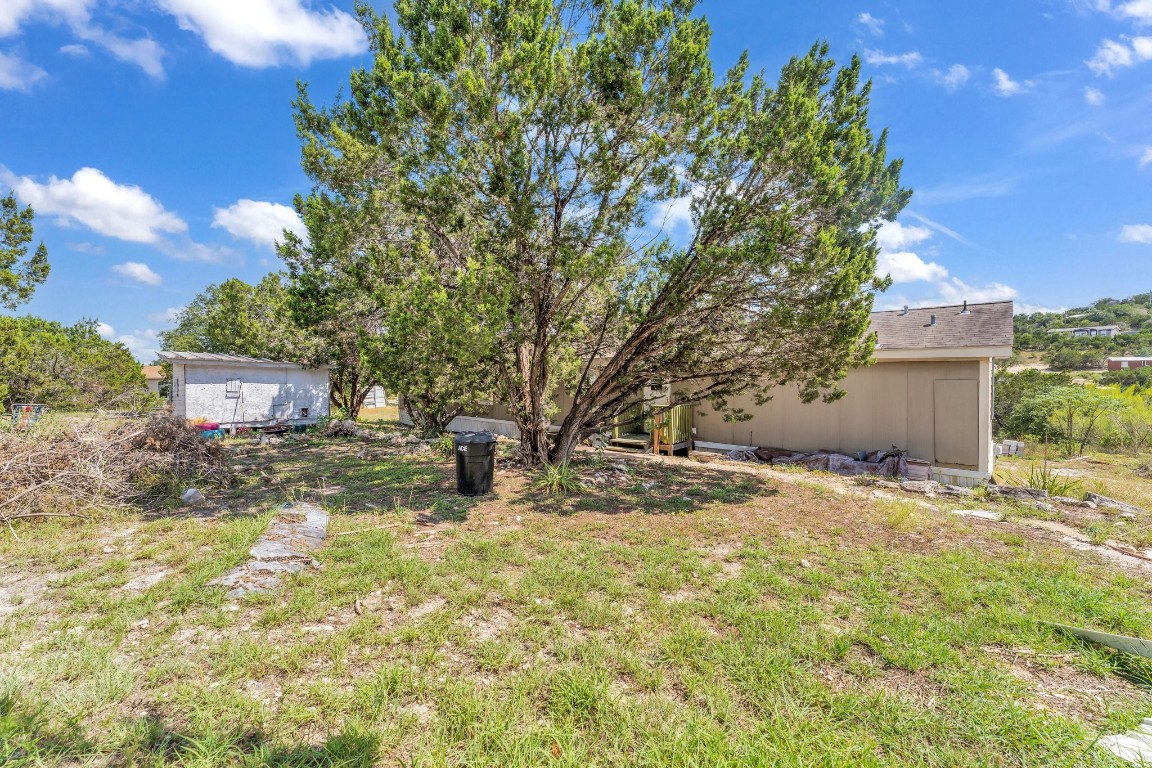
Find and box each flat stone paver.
[209,502,329,598]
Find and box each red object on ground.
[196,422,220,431]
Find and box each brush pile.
[0,413,230,530]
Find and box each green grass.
[2,438,1151,765]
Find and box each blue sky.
[1,0,1150,362]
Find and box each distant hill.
[1014,292,1152,371]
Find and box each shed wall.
[182,365,329,426]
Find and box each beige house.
[414,300,1014,486]
[690,301,1013,485]
[141,365,164,395]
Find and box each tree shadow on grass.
[514,457,777,516]
[215,437,482,523]
[4,708,383,767]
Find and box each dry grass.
[3,430,1152,765]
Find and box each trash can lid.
[454,431,497,445]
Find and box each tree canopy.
[292,0,908,463]
[0,316,143,410]
[158,274,313,361]
[1,192,50,310]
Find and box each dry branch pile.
[0,414,230,531]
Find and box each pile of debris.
[724,446,912,480]
[1,413,230,531]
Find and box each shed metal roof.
[159,352,327,368]
[869,301,1014,351]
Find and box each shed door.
[933,380,979,468]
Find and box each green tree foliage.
[994,368,1072,436]
[1044,347,1105,372]
[1100,367,1152,393]
[1016,386,1126,456]
[278,197,385,421]
[158,274,313,359]
[294,0,907,464]
[0,317,143,410]
[0,192,50,309]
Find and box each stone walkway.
[209,502,329,598]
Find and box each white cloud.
[212,199,306,248]
[2,166,186,243]
[935,278,1018,304]
[157,0,367,67]
[876,221,933,251]
[933,64,971,90]
[1015,303,1069,315]
[157,238,233,264]
[1140,147,1152,168]
[0,0,91,37]
[148,306,184,324]
[650,194,693,231]
[875,221,947,284]
[991,68,1030,96]
[1119,223,1152,242]
[1084,86,1106,105]
[58,43,88,57]
[863,49,923,68]
[96,321,115,338]
[0,0,164,78]
[1087,36,1152,74]
[858,12,885,36]
[73,25,163,79]
[113,261,162,286]
[877,250,949,283]
[1120,0,1152,21]
[114,328,161,362]
[0,50,47,91]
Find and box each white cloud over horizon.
[114,328,161,362]
[157,0,367,67]
[874,219,1018,308]
[212,199,307,248]
[113,261,162,286]
[1140,147,1152,168]
[1084,86,1106,105]
[2,166,186,243]
[96,321,115,338]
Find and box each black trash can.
[454,431,497,496]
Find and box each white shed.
[159,352,330,429]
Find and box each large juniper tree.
[294,0,908,464]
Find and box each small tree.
[298,1,908,465]
[1020,386,1126,456]
[0,193,50,309]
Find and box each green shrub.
[533,462,584,496]
[1000,462,1083,498]
[433,433,455,458]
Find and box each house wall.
[170,363,187,418]
[691,359,990,473]
[1107,359,1152,371]
[181,364,330,426]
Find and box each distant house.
[141,365,164,395]
[1048,325,1124,338]
[1107,357,1152,371]
[159,352,329,430]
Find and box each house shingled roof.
[868,300,1014,351]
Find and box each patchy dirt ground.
[3,430,1152,766]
